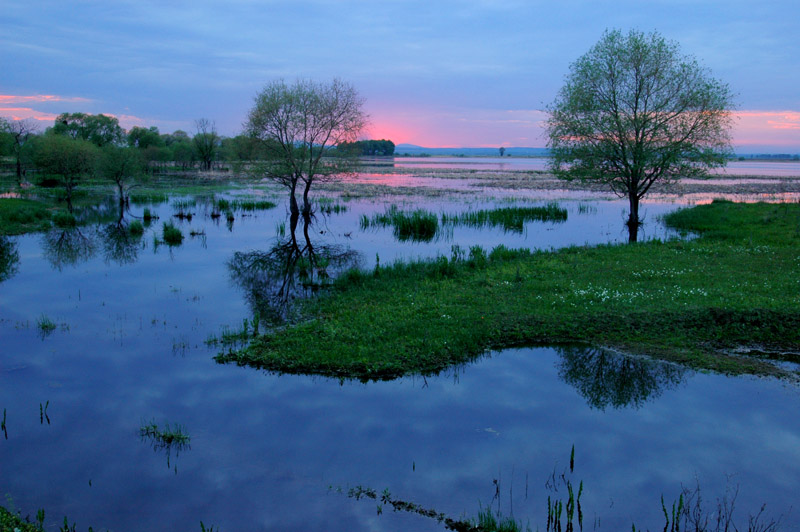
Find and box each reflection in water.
[99,204,143,265]
[0,235,20,282]
[41,227,98,270]
[556,346,686,410]
[229,213,361,325]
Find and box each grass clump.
[362,205,439,241]
[0,198,53,235]
[129,220,144,236]
[231,199,277,211]
[441,203,568,232]
[161,222,184,245]
[36,314,58,336]
[218,202,800,381]
[52,211,77,228]
[129,192,169,205]
[140,420,191,447]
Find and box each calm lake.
[391,156,800,177]
[1,189,798,531]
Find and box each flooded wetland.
[2,159,800,531]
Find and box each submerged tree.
[245,78,367,214]
[97,145,146,204]
[546,29,734,238]
[228,212,360,326]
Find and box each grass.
[140,420,191,447]
[0,198,54,235]
[217,201,800,380]
[36,314,58,336]
[162,222,184,245]
[361,205,439,241]
[441,203,568,232]
[129,220,144,236]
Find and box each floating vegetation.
[162,222,184,245]
[361,205,439,242]
[441,204,567,233]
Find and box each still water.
[392,156,800,177]
[1,194,798,531]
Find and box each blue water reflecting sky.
[1,195,798,531]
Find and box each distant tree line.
[1,109,392,211]
[339,139,395,156]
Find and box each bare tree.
[245,78,368,215]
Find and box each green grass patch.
[361,205,439,241]
[0,198,53,235]
[218,202,800,380]
[129,191,169,205]
[162,222,184,245]
[441,203,568,232]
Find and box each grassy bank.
[217,201,800,380]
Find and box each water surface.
[1,194,797,531]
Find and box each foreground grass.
[0,198,55,235]
[218,201,800,380]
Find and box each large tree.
[2,118,40,182]
[546,30,734,236]
[52,112,124,147]
[34,135,98,211]
[193,118,219,171]
[245,78,367,214]
[97,145,145,204]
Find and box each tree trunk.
[627,192,640,242]
[289,181,300,215]
[301,180,312,215]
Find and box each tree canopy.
[546,29,734,236]
[245,78,367,214]
[51,112,125,147]
[340,139,395,156]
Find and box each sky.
[2,0,799,152]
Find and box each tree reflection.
[0,235,20,283]
[41,227,98,270]
[556,346,686,410]
[228,212,361,325]
[99,203,143,265]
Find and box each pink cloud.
[0,107,60,122]
[0,94,92,104]
[732,110,800,147]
